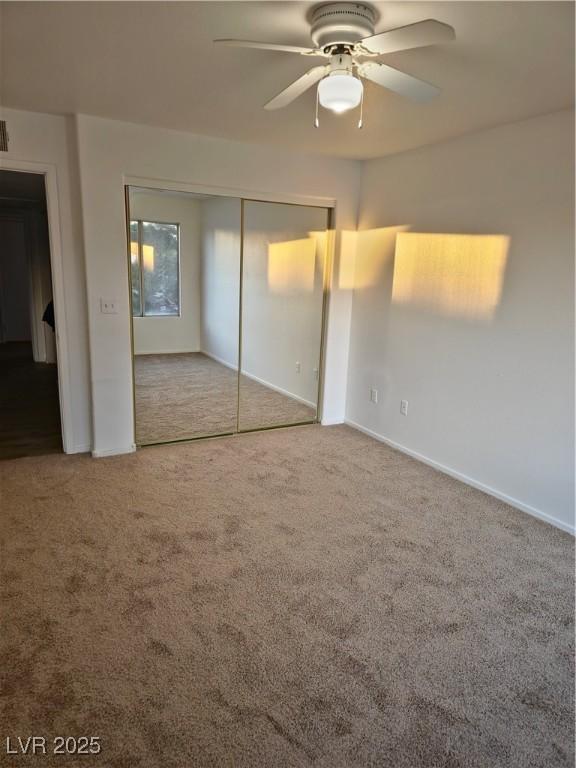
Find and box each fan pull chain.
[314,88,320,128]
[358,85,364,129]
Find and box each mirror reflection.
[239,201,328,431]
[128,187,241,444]
[127,188,328,445]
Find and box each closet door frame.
[123,178,335,448]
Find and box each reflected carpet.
[134,352,315,444]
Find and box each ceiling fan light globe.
[318,74,363,114]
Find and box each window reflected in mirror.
[130,220,180,317]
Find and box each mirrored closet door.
[126,187,329,446]
[238,200,329,432]
[127,187,241,444]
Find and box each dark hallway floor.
[0,342,61,460]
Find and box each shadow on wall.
[341,226,410,291]
[345,228,510,323]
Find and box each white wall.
[129,191,201,355]
[200,196,240,369]
[347,110,575,532]
[75,114,361,456]
[0,107,92,453]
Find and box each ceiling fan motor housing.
[310,2,376,48]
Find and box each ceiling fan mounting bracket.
[328,52,354,74]
[310,2,376,48]
[322,42,353,56]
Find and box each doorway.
[0,170,62,459]
[126,186,330,446]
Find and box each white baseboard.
[92,444,136,458]
[345,419,575,536]
[321,417,345,426]
[135,349,200,356]
[67,443,91,455]
[201,350,316,409]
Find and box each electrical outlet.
[370,388,378,404]
[400,399,408,416]
[295,361,301,373]
[100,298,118,314]
[313,367,319,380]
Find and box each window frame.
[130,218,181,318]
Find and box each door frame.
[0,160,74,454]
[123,175,336,447]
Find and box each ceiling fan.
[214,2,455,127]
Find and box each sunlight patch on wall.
[392,233,509,320]
[267,237,316,294]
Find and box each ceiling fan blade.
[359,61,440,102]
[264,66,329,110]
[359,19,455,56]
[214,39,322,56]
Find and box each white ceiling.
[0,2,573,159]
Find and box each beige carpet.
[134,352,316,444]
[1,425,574,767]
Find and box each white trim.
[201,350,316,409]
[124,175,337,210]
[321,417,345,426]
[345,419,575,536]
[135,350,198,356]
[0,159,75,454]
[92,444,136,458]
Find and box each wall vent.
[0,121,8,151]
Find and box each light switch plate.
[100,298,118,314]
